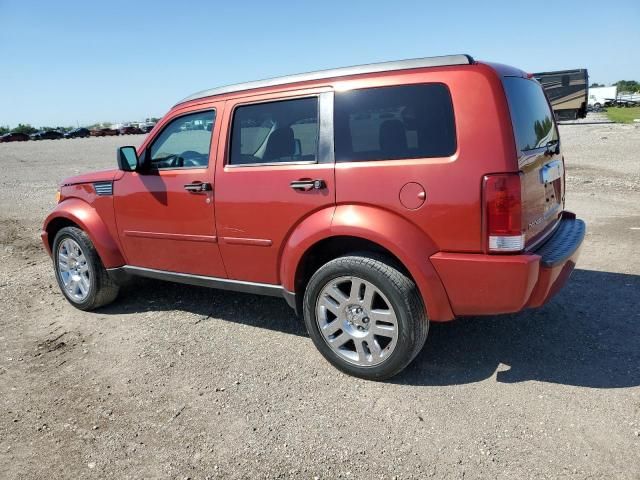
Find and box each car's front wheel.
[303,255,428,381]
[53,226,119,311]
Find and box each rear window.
[503,77,559,152]
[334,84,456,162]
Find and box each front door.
[214,91,336,284]
[114,107,227,278]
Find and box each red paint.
[43,197,125,268]
[399,182,426,210]
[112,100,226,277]
[123,231,218,243]
[221,237,273,247]
[113,168,226,277]
[209,87,337,284]
[42,59,584,322]
[430,251,540,315]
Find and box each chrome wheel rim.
[315,276,399,367]
[57,238,91,302]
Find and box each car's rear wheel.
[303,255,428,381]
[53,226,119,311]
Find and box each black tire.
[53,226,119,310]
[303,255,428,381]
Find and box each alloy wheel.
[315,276,399,366]
[57,238,91,302]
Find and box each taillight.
[483,173,523,252]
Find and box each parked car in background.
[90,128,119,137]
[42,54,585,380]
[119,126,143,135]
[610,92,640,108]
[30,130,64,140]
[140,122,156,133]
[64,128,90,139]
[0,132,30,142]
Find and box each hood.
[60,169,119,187]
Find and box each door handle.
[184,181,212,193]
[290,179,326,191]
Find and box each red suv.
[42,54,585,380]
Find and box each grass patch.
[605,107,640,123]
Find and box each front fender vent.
[93,181,113,196]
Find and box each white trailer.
[588,86,617,108]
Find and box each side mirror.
[117,146,140,171]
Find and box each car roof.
[176,54,474,106]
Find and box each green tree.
[11,123,38,135]
[590,82,604,88]
[533,116,553,147]
[614,80,640,93]
[0,125,10,135]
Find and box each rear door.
[214,90,335,284]
[503,77,564,248]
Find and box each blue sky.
[1,0,638,127]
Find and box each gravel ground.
[0,125,639,479]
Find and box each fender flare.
[279,204,455,321]
[42,198,126,268]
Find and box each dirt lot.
[1,124,639,479]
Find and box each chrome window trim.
[177,54,473,105]
[225,160,318,169]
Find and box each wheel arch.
[44,216,80,251]
[43,198,126,268]
[280,204,455,322]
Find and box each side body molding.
[279,204,455,322]
[42,198,126,268]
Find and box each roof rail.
[177,54,474,105]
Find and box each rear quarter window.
[503,77,559,152]
[334,84,456,162]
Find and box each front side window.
[503,77,559,152]
[149,110,215,169]
[334,84,456,162]
[229,97,319,165]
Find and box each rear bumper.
[431,212,585,316]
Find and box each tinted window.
[503,77,558,152]
[149,110,215,169]
[230,97,318,165]
[334,84,456,162]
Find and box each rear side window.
[334,84,456,162]
[503,77,559,152]
[229,97,319,165]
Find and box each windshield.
[503,77,558,152]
